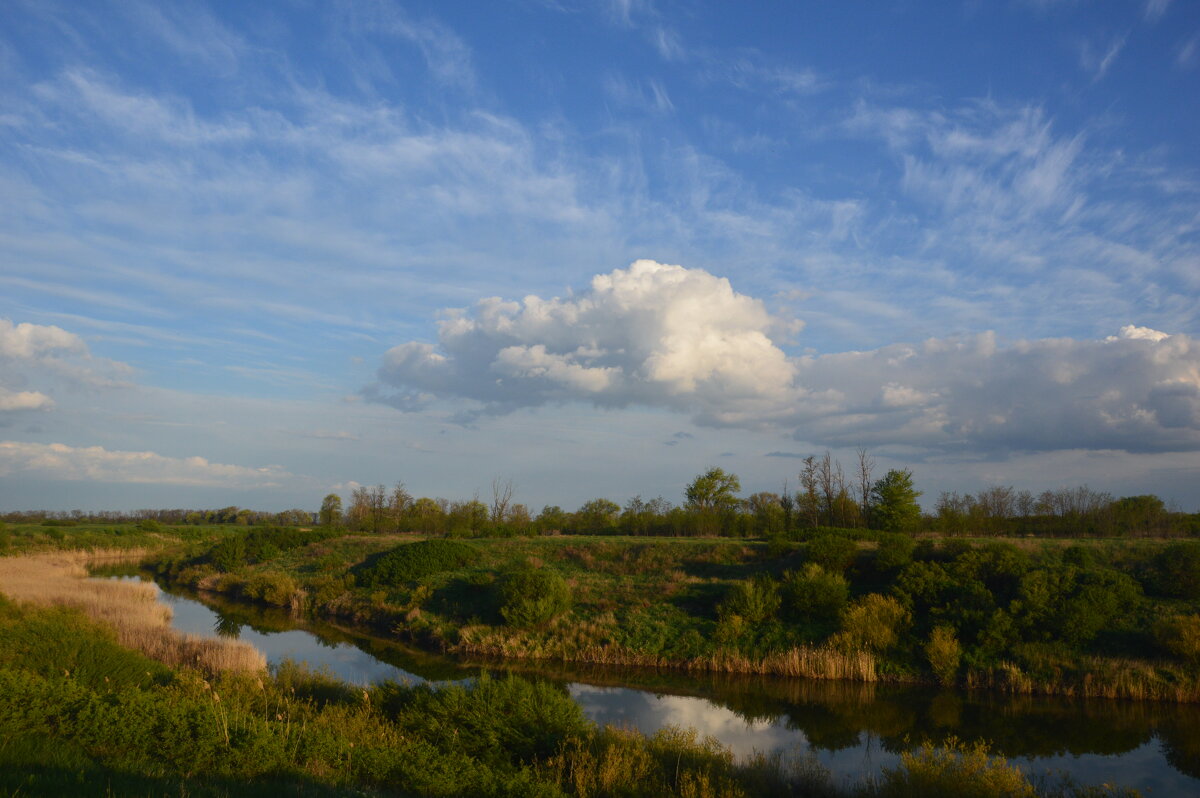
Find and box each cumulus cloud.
[369,262,1200,455]
[0,442,291,487]
[0,318,132,396]
[370,260,798,425]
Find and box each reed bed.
[453,626,878,682]
[0,550,265,675]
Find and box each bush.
[874,532,916,574]
[718,575,780,624]
[925,626,961,686]
[1153,541,1200,599]
[805,534,858,573]
[881,737,1036,798]
[136,519,165,533]
[357,539,482,587]
[833,593,910,653]
[239,572,299,607]
[780,564,848,625]
[499,567,572,628]
[1154,614,1200,663]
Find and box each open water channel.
[102,573,1200,796]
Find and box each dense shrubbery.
[499,567,572,628]
[356,539,482,587]
[207,526,341,573]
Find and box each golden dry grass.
[0,549,265,675]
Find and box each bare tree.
[856,447,875,527]
[491,477,515,524]
[798,456,820,528]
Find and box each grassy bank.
[142,528,1200,704]
[0,586,1140,798]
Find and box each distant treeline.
[4,451,1197,538]
[0,506,315,527]
[319,454,1199,539]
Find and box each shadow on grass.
[0,733,402,798]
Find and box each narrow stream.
[104,574,1200,796]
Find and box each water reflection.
[98,571,1200,796]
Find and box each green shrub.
[136,519,165,532]
[881,737,1036,798]
[874,532,916,573]
[357,539,481,587]
[780,563,848,625]
[925,626,961,686]
[499,567,572,628]
[1153,540,1200,599]
[806,534,858,573]
[240,572,299,607]
[717,575,780,624]
[833,593,910,653]
[1154,614,1200,663]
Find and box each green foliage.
[926,626,962,686]
[208,526,337,572]
[377,672,590,769]
[717,574,780,624]
[1152,540,1200,599]
[872,468,923,532]
[499,567,572,628]
[881,737,1037,798]
[806,533,858,573]
[355,539,481,587]
[0,598,170,690]
[318,493,343,527]
[1154,614,1200,663]
[684,467,741,512]
[1014,566,1142,647]
[874,532,916,573]
[136,519,165,532]
[834,593,910,653]
[780,563,848,626]
[236,571,300,607]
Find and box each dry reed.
[0,550,265,675]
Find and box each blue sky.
[1,0,1198,512]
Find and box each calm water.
[102,573,1200,796]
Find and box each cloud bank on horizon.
[370,260,1200,454]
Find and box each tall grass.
[0,551,264,675]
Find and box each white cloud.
[0,319,85,359]
[0,441,291,487]
[370,263,1200,455]
[0,318,133,399]
[370,260,798,424]
[0,388,53,411]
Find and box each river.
[103,573,1200,796]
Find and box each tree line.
[316,451,1197,538]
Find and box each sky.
[1,0,1198,513]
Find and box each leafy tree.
[318,493,342,527]
[684,467,741,512]
[574,499,620,534]
[871,468,923,531]
[685,467,741,535]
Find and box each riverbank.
[145,529,1200,704]
[0,563,1146,797]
